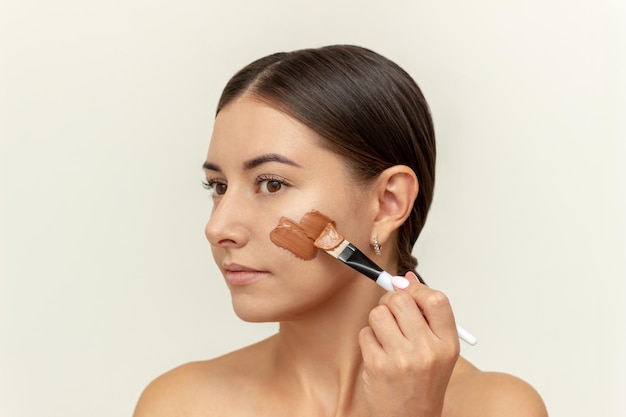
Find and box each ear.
[371,165,419,246]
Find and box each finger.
[358,326,386,365]
[381,272,433,340]
[379,288,428,342]
[366,305,407,353]
[403,272,458,343]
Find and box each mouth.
[223,263,269,286]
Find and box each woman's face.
[204,96,376,322]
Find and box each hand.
[358,272,460,417]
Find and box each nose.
[204,192,250,249]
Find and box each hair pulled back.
[216,45,436,279]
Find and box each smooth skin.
[133,97,548,417]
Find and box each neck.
[270,279,384,407]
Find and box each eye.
[262,180,282,193]
[257,175,289,194]
[202,179,228,196]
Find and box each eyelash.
[201,175,291,196]
[201,178,227,196]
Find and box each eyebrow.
[202,153,303,172]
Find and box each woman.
[133,45,547,417]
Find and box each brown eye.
[257,175,289,194]
[261,180,283,193]
[203,180,227,196]
[215,183,228,195]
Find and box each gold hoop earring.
[373,236,381,256]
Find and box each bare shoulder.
[462,371,548,416]
[132,361,215,417]
[445,358,548,417]
[132,339,274,417]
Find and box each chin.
[230,295,285,323]
[229,292,322,323]
[232,307,297,324]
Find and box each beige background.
[2,1,624,416]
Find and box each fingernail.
[406,271,420,282]
[391,276,410,289]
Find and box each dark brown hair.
[216,45,436,281]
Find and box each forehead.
[207,97,324,162]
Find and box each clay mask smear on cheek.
[269,210,335,260]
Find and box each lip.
[223,263,269,286]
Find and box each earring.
[373,236,381,256]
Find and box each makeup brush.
[314,222,477,346]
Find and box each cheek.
[329,208,372,249]
[277,253,354,301]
